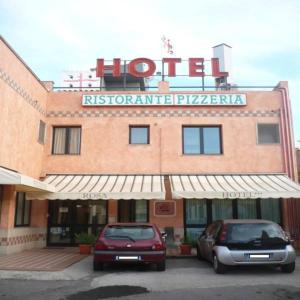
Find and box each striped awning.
[27,175,165,200]
[0,167,55,193]
[170,174,300,199]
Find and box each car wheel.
[157,260,166,271]
[93,260,104,271]
[196,246,203,260]
[281,262,295,273]
[213,254,227,274]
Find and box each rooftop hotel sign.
[82,94,247,106]
[96,58,228,78]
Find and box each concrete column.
[30,200,48,227]
[158,81,169,93]
[108,200,117,223]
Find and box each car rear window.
[104,226,155,240]
[227,223,285,243]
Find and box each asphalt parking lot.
[0,257,299,299]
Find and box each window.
[237,199,257,219]
[118,200,148,222]
[135,200,148,222]
[15,192,31,227]
[212,199,233,221]
[38,120,46,144]
[105,225,155,241]
[261,198,281,223]
[185,199,207,242]
[183,126,222,154]
[227,223,285,243]
[257,123,280,144]
[129,126,149,144]
[52,126,81,154]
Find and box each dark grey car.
[196,219,296,274]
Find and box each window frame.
[118,200,149,222]
[14,192,31,227]
[38,120,46,145]
[182,125,223,155]
[129,125,150,145]
[256,123,280,145]
[52,126,82,155]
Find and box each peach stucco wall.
[42,90,283,175]
[0,38,47,178]
[0,38,49,234]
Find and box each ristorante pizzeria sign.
[82,94,247,106]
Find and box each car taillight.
[219,224,228,242]
[152,243,164,251]
[94,240,108,251]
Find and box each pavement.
[0,255,299,299]
[0,248,87,271]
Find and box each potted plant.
[180,236,193,255]
[75,232,96,255]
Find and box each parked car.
[93,223,166,271]
[196,219,296,274]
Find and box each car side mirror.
[161,231,167,241]
[284,231,294,243]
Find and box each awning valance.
[170,174,300,199]
[0,167,55,192]
[27,175,165,200]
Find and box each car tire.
[157,260,166,271]
[281,262,295,273]
[213,254,227,274]
[196,246,203,260]
[93,260,104,271]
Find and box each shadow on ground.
[66,285,149,300]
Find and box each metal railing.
[52,85,277,92]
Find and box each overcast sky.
[1,0,299,146]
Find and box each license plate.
[116,256,140,261]
[249,254,270,259]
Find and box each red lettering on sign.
[154,201,175,216]
[211,57,228,77]
[128,58,156,77]
[189,58,205,77]
[162,58,182,77]
[96,58,121,77]
[95,58,230,78]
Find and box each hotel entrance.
[118,200,149,222]
[47,200,108,246]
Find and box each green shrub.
[181,235,197,247]
[75,232,96,245]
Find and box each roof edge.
[0,35,49,92]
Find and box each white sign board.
[82,94,247,106]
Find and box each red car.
[93,223,166,271]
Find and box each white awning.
[170,174,300,199]
[0,167,55,192]
[27,174,165,200]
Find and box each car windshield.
[104,226,155,241]
[227,223,285,243]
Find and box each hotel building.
[1,36,300,255]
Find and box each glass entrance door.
[48,200,107,246]
[185,199,207,241]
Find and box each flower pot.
[79,244,92,255]
[180,244,192,255]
